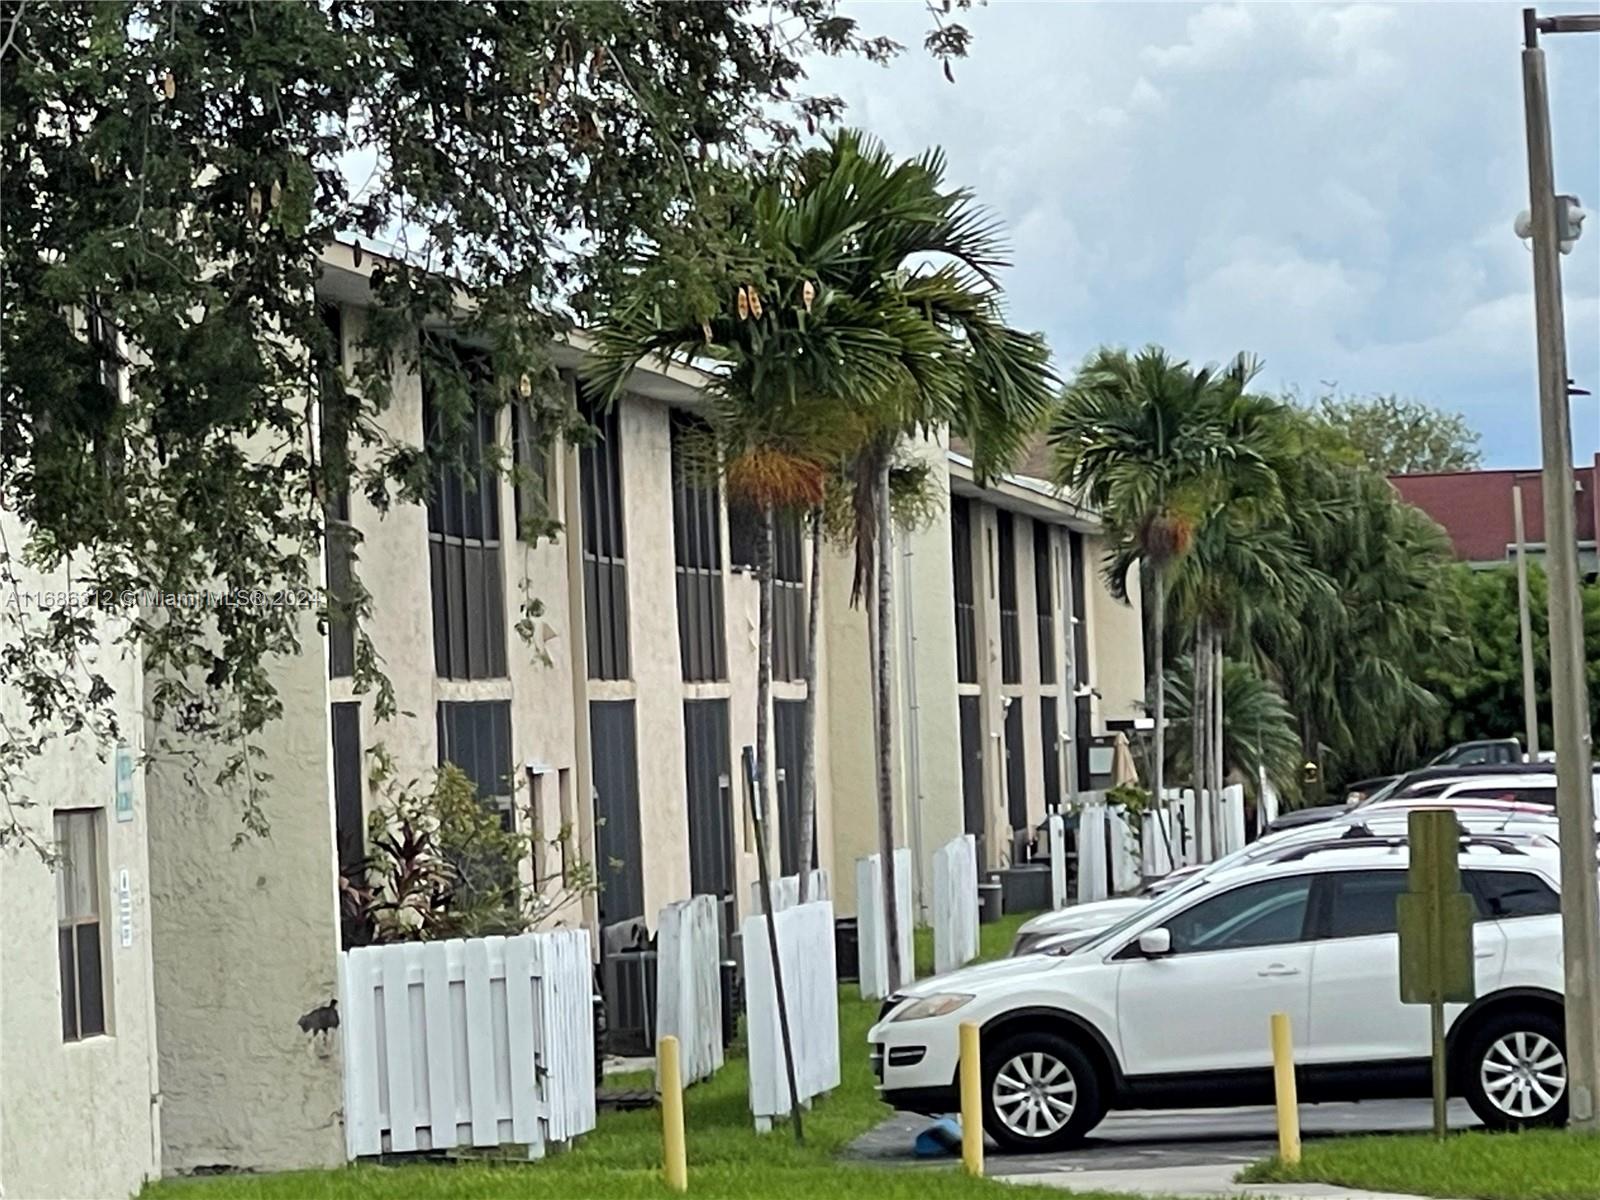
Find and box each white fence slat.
[339,949,380,1158]
[503,936,539,1147]
[462,937,498,1146]
[381,947,419,1151]
[539,929,596,1144]
[655,894,724,1088]
[1221,784,1247,856]
[1076,802,1109,902]
[1109,808,1141,894]
[742,900,839,1128]
[856,851,913,998]
[932,835,979,975]
[420,943,458,1149]
[1142,809,1175,878]
[750,868,830,915]
[1046,815,1068,910]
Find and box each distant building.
[1390,455,1599,578]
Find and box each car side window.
[1321,870,1408,939]
[1467,870,1560,920]
[1163,877,1312,954]
[1450,787,1556,807]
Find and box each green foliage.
[1315,392,1484,475]
[1419,564,1600,751]
[1163,655,1303,802]
[344,749,592,946]
[0,1,971,844]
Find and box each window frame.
[55,808,109,1043]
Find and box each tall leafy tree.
[1051,348,1278,832]
[588,130,1054,989]
[1315,393,1483,475]
[0,0,972,845]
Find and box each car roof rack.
[1265,832,1532,865]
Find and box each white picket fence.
[1075,800,1108,902]
[655,894,724,1089]
[1045,813,1068,910]
[1073,797,1142,901]
[856,849,915,1000]
[743,899,840,1130]
[931,834,978,975]
[339,930,595,1159]
[1160,785,1246,865]
[749,868,831,915]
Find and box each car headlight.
[890,993,975,1022]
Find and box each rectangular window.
[426,352,508,680]
[1040,696,1061,813]
[1068,531,1091,788]
[1467,870,1561,920]
[55,809,107,1042]
[579,392,630,680]
[997,511,1020,684]
[951,498,977,684]
[671,413,728,681]
[436,700,514,827]
[1320,870,1408,940]
[590,700,644,923]
[684,700,736,898]
[331,703,364,876]
[1004,698,1027,832]
[1034,521,1056,685]
[774,699,815,875]
[772,510,807,683]
[322,305,357,679]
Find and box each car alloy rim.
[992,1051,1077,1138]
[1481,1030,1566,1119]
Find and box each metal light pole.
[1521,6,1600,1132]
[1511,480,1540,758]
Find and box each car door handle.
[1257,964,1301,978]
[1476,950,1496,959]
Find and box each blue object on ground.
[914,1116,964,1157]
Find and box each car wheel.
[1460,1009,1568,1129]
[981,1031,1105,1153]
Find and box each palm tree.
[1051,348,1277,843]
[1164,654,1302,805]
[588,132,1054,991]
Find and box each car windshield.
[1358,776,1408,806]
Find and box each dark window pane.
[727,498,761,572]
[1323,870,1407,939]
[951,498,977,684]
[331,703,364,875]
[75,924,105,1037]
[672,413,727,681]
[1468,870,1561,919]
[1034,521,1055,684]
[590,700,644,923]
[1041,697,1061,813]
[1166,877,1312,953]
[59,926,78,1040]
[998,511,1020,684]
[579,390,630,679]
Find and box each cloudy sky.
[806,2,1600,468]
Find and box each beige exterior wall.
[1082,531,1147,726]
[0,520,162,1200]
[143,604,345,1175]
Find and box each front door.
[1117,875,1314,1076]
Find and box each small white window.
[55,809,108,1041]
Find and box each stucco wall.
[1083,531,1146,725]
[143,605,345,1175]
[0,522,161,1200]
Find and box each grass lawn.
[1239,1130,1600,1200]
[143,910,1054,1200]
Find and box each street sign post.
[1396,809,1477,1138]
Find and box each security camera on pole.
[1518,6,1600,1133]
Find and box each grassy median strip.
[1240,1129,1600,1200]
[145,912,1057,1199]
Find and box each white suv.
[870,836,1572,1151]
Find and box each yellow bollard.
[659,1035,688,1192]
[1270,1012,1301,1166]
[959,1021,984,1177]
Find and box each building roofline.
[947,450,1103,531]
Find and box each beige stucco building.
[1,241,1144,1192]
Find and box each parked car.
[872,836,1575,1151]
[1428,737,1524,768]
[1271,763,1592,833]
[1008,806,1564,958]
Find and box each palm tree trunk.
[757,506,775,884]
[873,456,904,993]
[797,507,822,903]
[1212,634,1226,851]
[1191,621,1208,861]
[1151,566,1167,855]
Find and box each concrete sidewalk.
[991,1160,1461,1200]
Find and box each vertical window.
[323,306,357,679]
[426,352,508,680]
[579,392,630,680]
[1068,531,1091,788]
[55,810,107,1042]
[772,510,806,682]
[671,413,728,681]
[997,511,1021,684]
[774,699,814,875]
[1041,696,1061,813]
[1004,699,1028,831]
[589,700,644,923]
[951,498,977,684]
[436,700,514,827]
[1034,521,1055,685]
[330,703,364,878]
